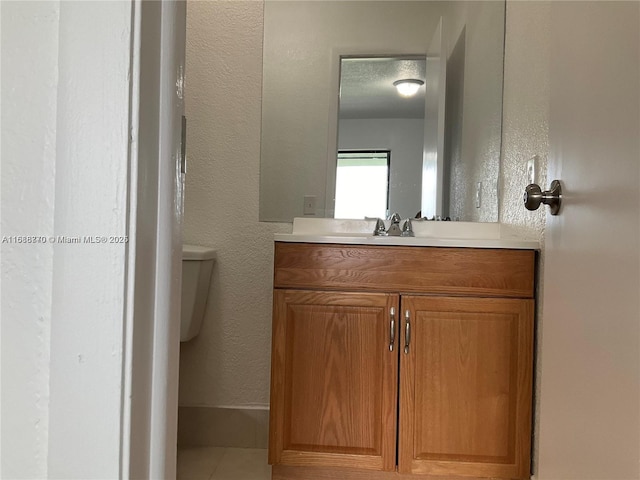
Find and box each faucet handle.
[401,218,414,237]
[388,212,401,224]
[373,218,387,236]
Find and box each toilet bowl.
[181,244,217,342]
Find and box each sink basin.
[291,217,501,239]
[273,217,540,250]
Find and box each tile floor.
[177,447,271,480]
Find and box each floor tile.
[177,446,226,480]
[210,448,271,480]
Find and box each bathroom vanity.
[268,221,537,480]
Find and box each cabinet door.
[269,290,399,472]
[398,296,534,479]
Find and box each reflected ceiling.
[339,57,426,119]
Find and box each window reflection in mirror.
[335,150,390,219]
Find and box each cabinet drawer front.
[274,243,535,298]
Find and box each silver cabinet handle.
[523,180,562,215]
[404,310,411,354]
[389,307,396,351]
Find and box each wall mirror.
[259,0,505,223]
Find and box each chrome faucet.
[373,218,387,236]
[386,213,402,236]
[401,218,414,237]
[388,212,401,223]
[373,213,414,237]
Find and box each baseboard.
[177,405,269,449]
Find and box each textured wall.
[500,1,550,474]
[500,2,549,241]
[179,1,290,408]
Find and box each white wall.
[125,2,163,476]
[1,2,146,478]
[126,2,186,478]
[338,118,424,219]
[537,2,639,477]
[47,4,133,476]
[1,2,60,476]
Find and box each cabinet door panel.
[270,290,399,471]
[398,296,533,479]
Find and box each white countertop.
[274,218,540,250]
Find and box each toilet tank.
[181,244,217,342]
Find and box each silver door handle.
[404,310,411,354]
[523,180,562,215]
[389,307,396,351]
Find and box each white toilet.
[181,244,217,342]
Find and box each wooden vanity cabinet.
[269,242,536,480]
